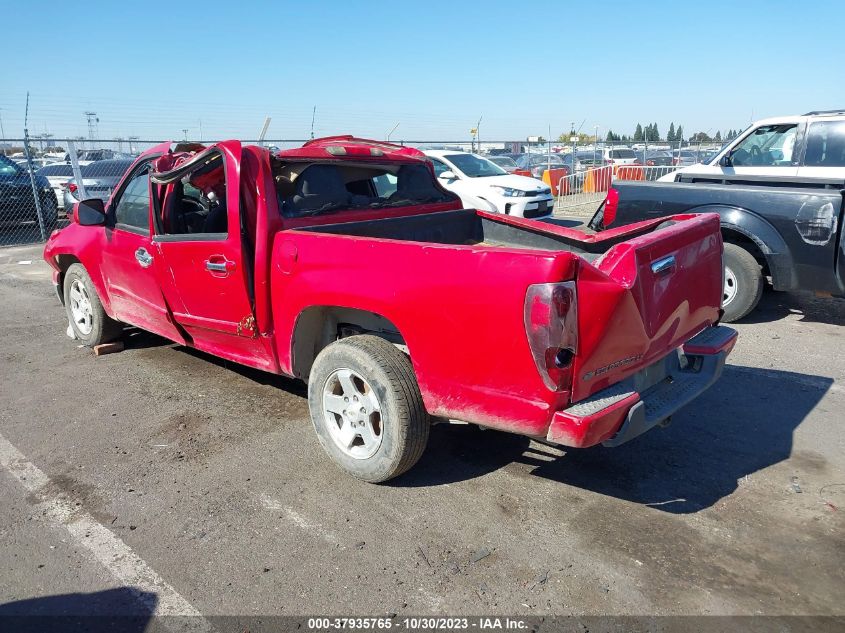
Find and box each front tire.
[721,243,764,322]
[40,196,58,232]
[307,335,429,483]
[63,263,122,346]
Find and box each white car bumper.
[496,195,555,219]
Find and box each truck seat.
[288,165,351,213]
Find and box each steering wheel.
[748,145,763,166]
[181,194,207,214]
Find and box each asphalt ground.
[0,242,843,630]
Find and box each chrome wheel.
[322,368,383,459]
[723,266,738,307]
[68,279,93,335]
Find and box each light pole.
[182,128,189,141]
[386,122,399,142]
[593,125,599,166]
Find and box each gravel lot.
[0,241,843,625]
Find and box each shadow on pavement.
[0,587,156,632]
[397,365,831,514]
[738,287,845,326]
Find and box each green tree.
[676,125,684,145]
[650,123,660,141]
[633,123,643,142]
[667,122,676,142]
[715,131,722,142]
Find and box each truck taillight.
[524,282,578,391]
[602,187,619,227]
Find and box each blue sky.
[1,0,842,142]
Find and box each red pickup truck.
[44,137,736,482]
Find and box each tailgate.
[571,214,723,402]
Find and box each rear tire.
[63,263,122,346]
[721,243,764,322]
[307,335,429,483]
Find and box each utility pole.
[386,122,399,142]
[182,128,189,141]
[84,111,98,146]
[593,125,599,166]
[475,115,483,154]
[310,106,317,139]
[24,93,47,240]
[0,108,6,153]
[128,136,139,154]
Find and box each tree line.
[602,123,744,144]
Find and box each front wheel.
[307,335,429,483]
[63,263,123,346]
[40,196,59,232]
[721,243,764,322]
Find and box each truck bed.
[296,209,639,261]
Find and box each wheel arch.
[53,254,114,315]
[690,204,796,290]
[291,305,407,380]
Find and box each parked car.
[576,151,606,169]
[602,147,638,165]
[424,150,554,218]
[635,150,674,166]
[36,163,75,210]
[514,152,577,178]
[63,149,136,166]
[670,149,703,167]
[660,111,845,183]
[588,179,845,321]
[61,159,134,210]
[487,155,518,173]
[44,136,734,482]
[13,157,55,172]
[0,154,59,229]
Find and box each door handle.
[135,247,153,268]
[205,257,236,276]
[651,255,676,275]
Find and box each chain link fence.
[0,135,733,245]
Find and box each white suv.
[659,110,845,183]
[423,150,554,219]
[602,147,638,165]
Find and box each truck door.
[151,141,275,370]
[681,123,801,183]
[796,118,845,182]
[100,158,186,343]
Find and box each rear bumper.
[547,325,737,448]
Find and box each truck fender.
[289,305,408,380]
[52,252,116,316]
[688,204,796,291]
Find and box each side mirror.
[75,198,106,226]
[719,152,733,167]
[438,170,457,180]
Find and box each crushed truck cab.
[44,136,736,482]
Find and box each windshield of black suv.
[444,154,507,178]
[0,156,23,177]
[274,160,457,218]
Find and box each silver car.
[61,159,134,210]
[36,163,75,210]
